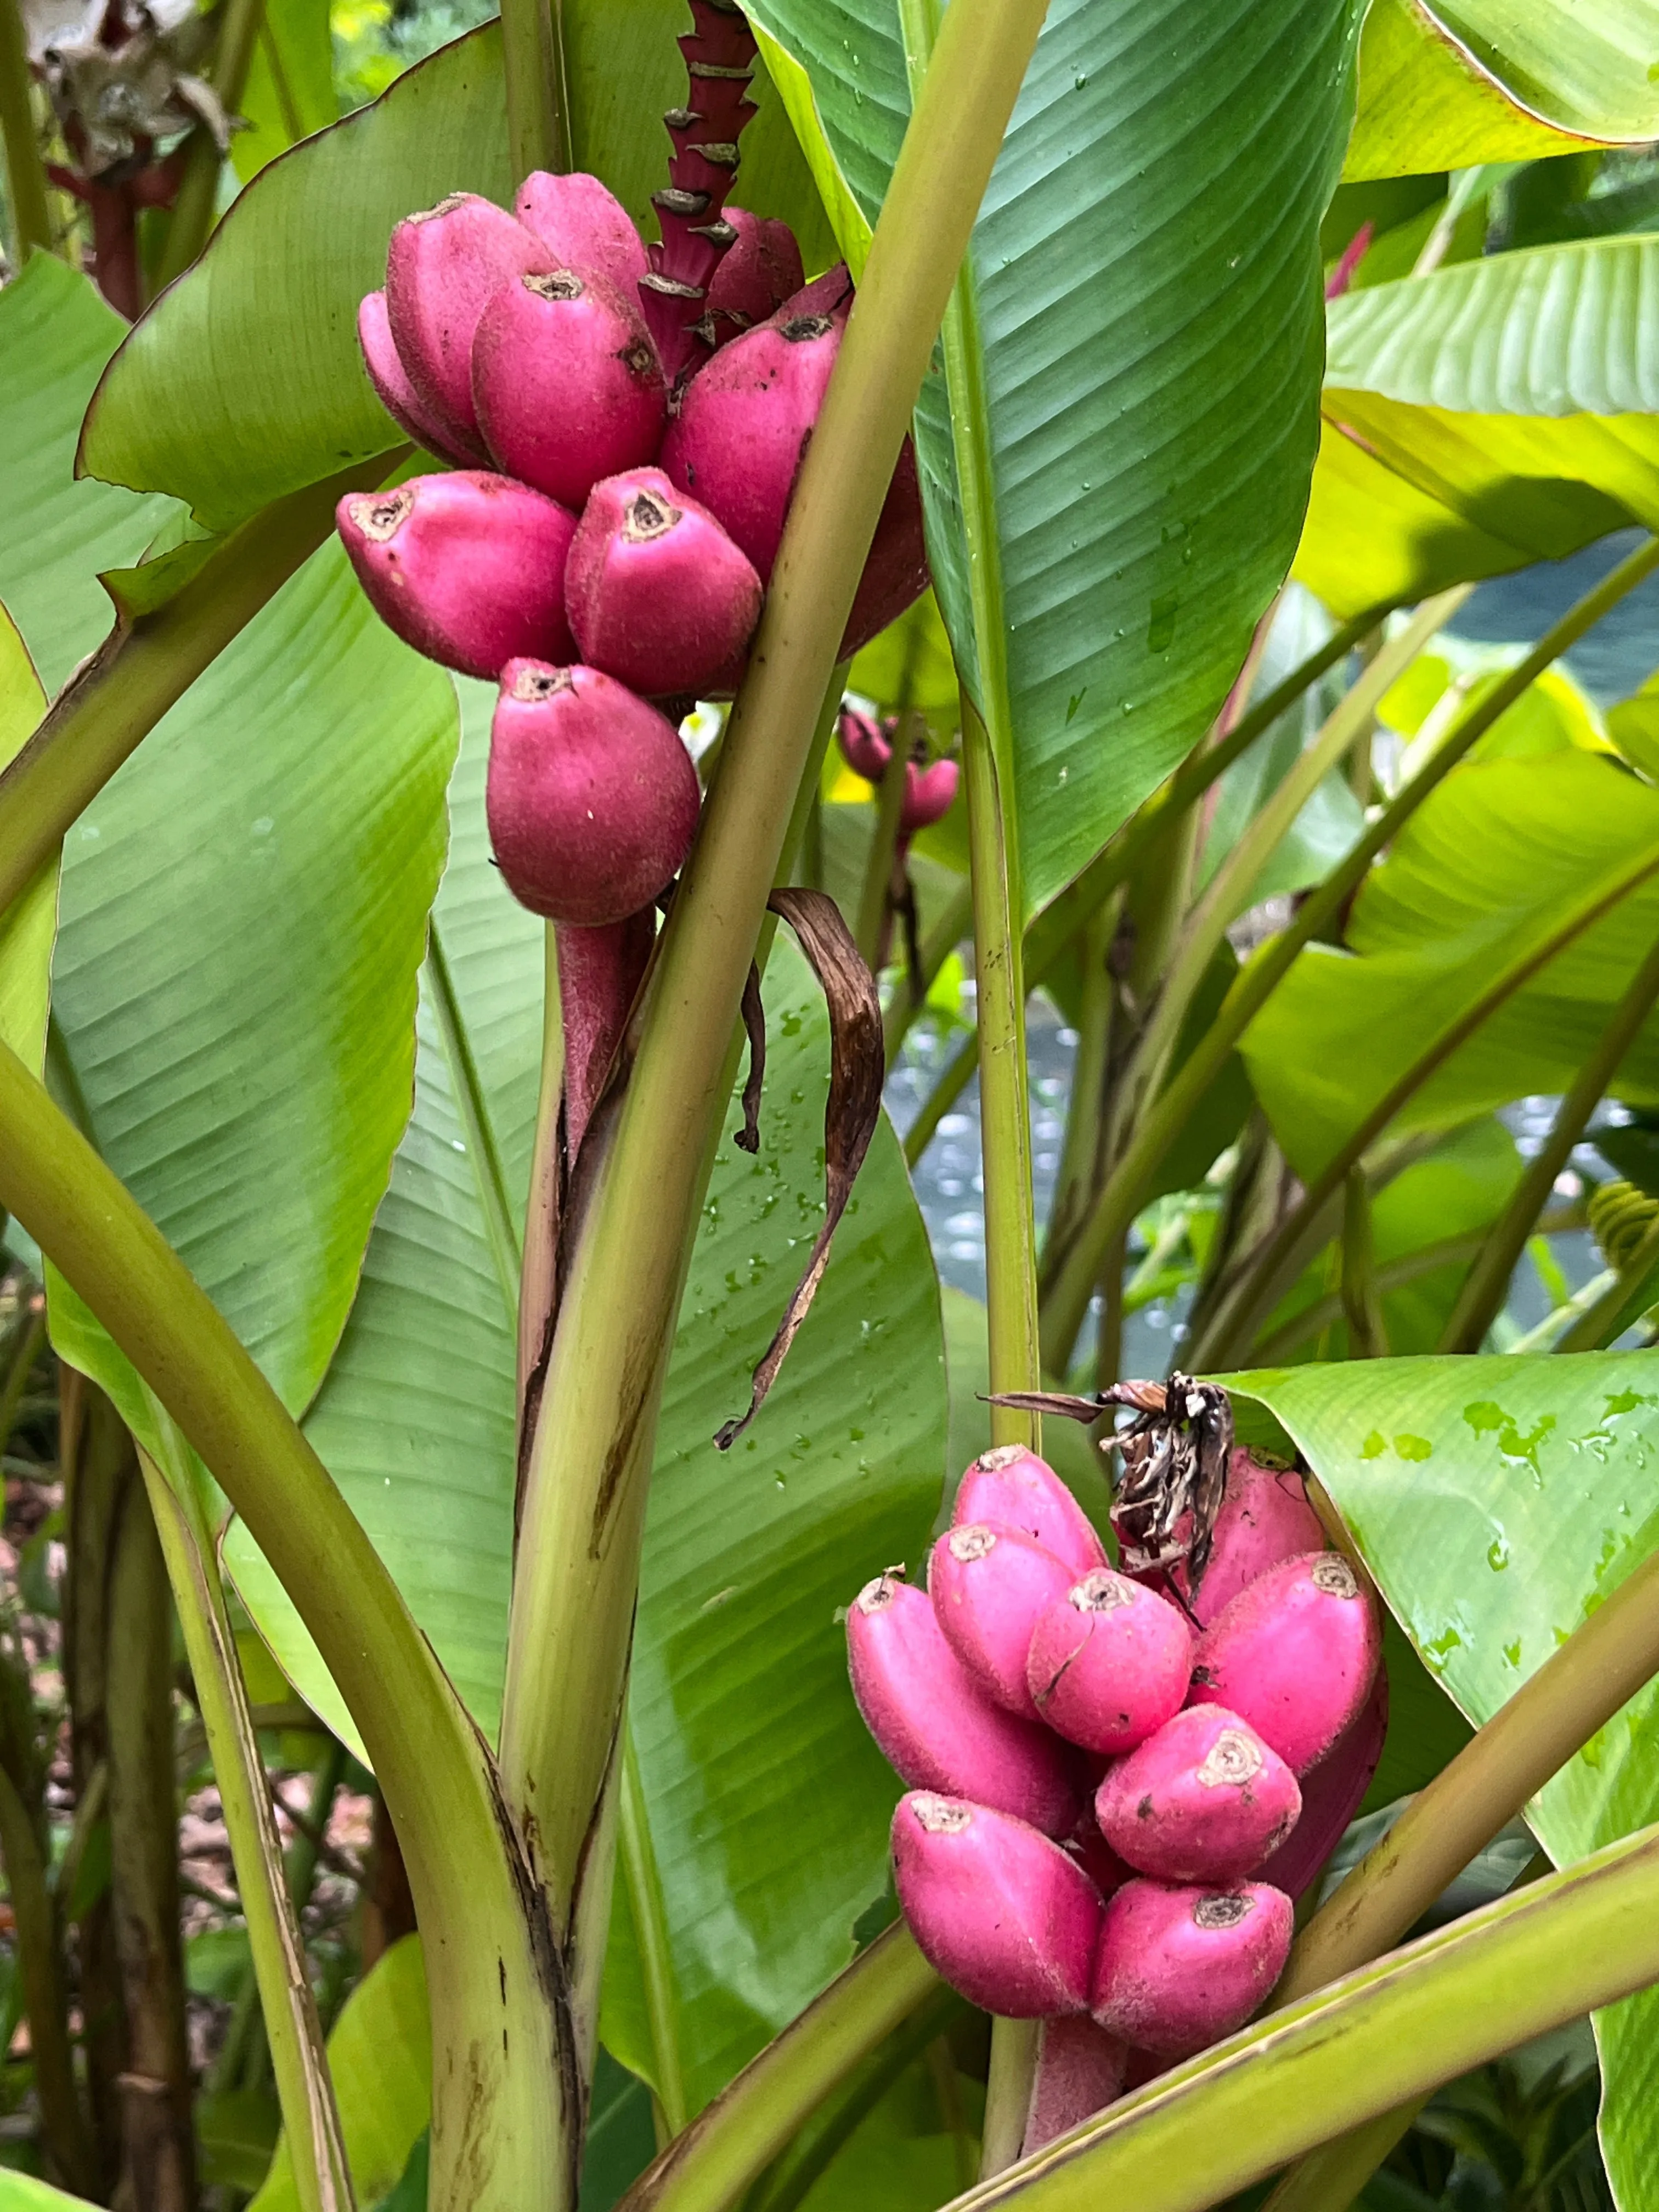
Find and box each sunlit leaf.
[1345,0,1659,183]
[233,0,336,182]
[251,1934,430,2212]
[1297,236,1659,616]
[1241,752,1659,1180]
[1226,1353,1659,2212]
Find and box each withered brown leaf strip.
[990,1379,1235,1594]
[715,889,883,1451]
[735,961,765,1155]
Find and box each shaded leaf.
[233,0,336,184]
[749,0,1364,918]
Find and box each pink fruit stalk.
[1149,1451,1328,1626]
[902,758,959,834]
[1190,1551,1383,1775]
[1090,1880,1294,2058]
[565,466,762,699]
[847,1571,1080,1836]
[384,192,551,447]
[336,473,576,681]
[928,1523,1076,1720]
[1027,1570,1193,1756]
[704,208,805,337]
[839,437,932,659]
[1024,2017,1129,2154]
[486,661,701,926]
[1094,1703,1301,1885]
[472,269,667,511]
[952,1444,1107,1581]
[515,171,649,294]
[357,291,482,467]
[1257,1666,1388,1899]
[556,910,656,1161]
[891,1793,1101,2018]
[641,0,760,375]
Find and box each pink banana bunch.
[334,0,931,1150]
[847,1437,1385,2117]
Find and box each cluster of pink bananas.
[847,1443,1385,2124]
[334,0,928,1148]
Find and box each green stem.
[1441,929,1659,1351]
[856,738,911,969]
[106,1453,195,2211]
[1188,837,1659,1369]
[962,687,1041,1449]
[933,1822,1659,2212]
[1249,1215,1579,1363]
[884,877,972,1066]
[1043,900,1115,1265]
[1039,534,1659,1368]
[899,0,1042,2131]
[1556,1208,1659,1352]
[0,0,53,262]
[0,1039,564,2212]
[745,1985,963,2212]
[1338,1169,1386,1357]
[900,605,1387,1147]
[1260,2101,1426,2212]
[0,1635,88,2196]
[499,0,1052,1953]
[0,1301,44,1446]
[138,1427,353,2212]
[1113,591,1467,1157]
[500,0,571,182]
[620,1722,689,2138]
[619,1925,939,2212]
[154,0,267,290]
[0,459,391,920]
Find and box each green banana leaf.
[228,680,949,2117]
[1240,751,1659,1179]
[0,254,177,693]
[748,0,1365,921]
[1345,0,1659,182]
[1297,235,1659,616]
[1228,1354,1659,2212]
[79,12,833,529]
[44,538,456,1441]
[251,1934,429,2212]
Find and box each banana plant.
[2,0,1659,2209]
